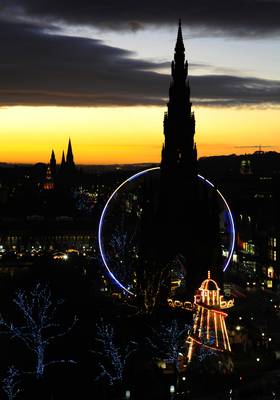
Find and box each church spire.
[66,138,74,166]
[172,19,187,80]
[50,149,56,177]
[175,19,185,53]
[61,150,65,167]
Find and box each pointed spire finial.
[208,271,211,279]
[175,18,185,52]
[66,137,74,166]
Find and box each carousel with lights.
[186,271,234,363]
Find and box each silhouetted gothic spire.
[66,138,74,166]
[61,150,66,168]
[161,20,196,176]
[157,20,198,273]
[172,19,188,81]
[50,149,56,177]
[175,19,185,53]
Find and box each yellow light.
[214,312,218,347]
[193,308,199,333]
[187,338,194,361]
[222,316,231,352]
[207,309,210,340]
[219,314,227,350]
[199,307,204,338]
[157,361,166,369]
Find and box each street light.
[236,325,241,331]
[170,385,175,399]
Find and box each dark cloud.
[190,75,280,106]
[0,20,166,106]
[0,19,279,107]
[3,0,280,37]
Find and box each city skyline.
[0,6,280,396]
[0,2,280,164]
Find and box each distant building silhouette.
[45,139,77,189]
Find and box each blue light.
[98,167,235,295]
[98,167,159,296]
[197,174,235,272]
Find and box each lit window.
[267,266,274,279]
[269,237,277,248]
[269,249,275,261]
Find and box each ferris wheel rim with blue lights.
[98,167,235,296]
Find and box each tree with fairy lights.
[0,284,77,379]
[93,318,136,387]
[2,366,21,400]
[148,319,189,370]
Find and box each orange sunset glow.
[1,106,279,164]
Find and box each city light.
[1,12,279,400]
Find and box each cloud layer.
[0,17,279,108]
[3,0,280,37]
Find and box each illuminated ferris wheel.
[98,167,235,297]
